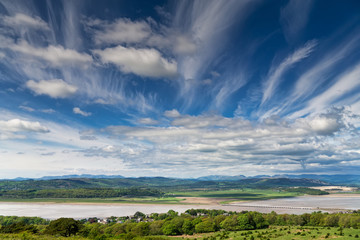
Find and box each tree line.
[0,187,164,199]
[0,209,359,239]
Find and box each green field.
[168,189,301,203]
[0,196,183,204]
[0,189,305,205]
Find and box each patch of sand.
[177,197,226,205]
[309,186,358,192]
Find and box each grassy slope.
[1,226,359,239]
[173,226,360,239]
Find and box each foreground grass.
[1,227,360,239]
[0,233,88,239]
[173,226,360,239]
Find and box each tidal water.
[0,194,359,219]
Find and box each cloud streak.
[261,40,317,105]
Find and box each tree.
[134,211,146,219]
[195,219,215,233]
[237,214,254,230]
[131,222,150,236]
[149,220,164,235]
[0,222,37,234]
[45,218,83,237]
[162,223,178,235]
[182,219,194,235]
[220,215,239,231]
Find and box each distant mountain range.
[197,174,360,185]
[4,174,359,187]
[12,174,125,181]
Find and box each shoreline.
[0,193,359,205]
[0,194,359,219]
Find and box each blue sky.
[0,0,360,178]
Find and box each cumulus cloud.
[86,16,197,56]
[73,107,92,117]
[164,109,181,118]
[26,79,77,98]
[96,108,357,175]
[307,116,341,135]
[2,13,49,30]
[93,46,177,78]
[0,119,49,133]
[87,18,151,45]
[9,40,92,67]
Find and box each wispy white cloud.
[8,40,93,67]
[291,64,360,118]
[173,0,256,80]
[137,118,158,125]
[172,0,258,110]
[41,109,55,114]
[260,31,360,120]
[87,18,151,45]
[19,105,35,112]
[212,75,247,109]
[261,40,317,105]
[2,13,49,30]
[173,35,197,55]
[26,79,77,99]
[280,0,313,43]
[293,35,360,103]
[73,107,92,117]
[93,46,177,78]
[86,14,197,57]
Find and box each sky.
[0,0,360,179]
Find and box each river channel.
[0,194,359,219]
